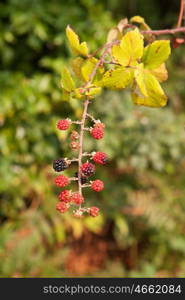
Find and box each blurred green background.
[0,0,185,277]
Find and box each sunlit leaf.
[86,86,102,97]
[81,57,104,83]
[150,63,168,82]
[132,70,167,107]
[81,57,98,82]
[134,64,148,97]
[117,18,129,32]
[107,19,128,43]
[112,28,144,66]
[142,40,171,69]
[72,88,83,99]
[98,67,133,89]
[66,25,89,57]
[130,15,151,30]
[71,57,84,78]
[61,67,75,92]
[107,27,121,43]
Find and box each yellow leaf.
[86,87,102,97]
[107,27,122,43]
[132,71,167,107]
[112,28,144,66]
[130,15,151,30]
[142,40,171,69]
[107,18,128,43]
[72,86,102,99]
[98,67,133,89]
[81,57,104,83]
[61,67,75,92]
[134,64,148,97]
[117,18,129,32]
[71,57,84,78]
[81,57,98,82]
[66,25,89,57]
[150,63,168,82]
[72,88,83,99]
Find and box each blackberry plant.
[53,7,185,218]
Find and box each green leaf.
[130,16,151,30]
[66,25,88,57]
[112,28,144,66]
[61,67,75,92]
[132,69,167,107]
[142,40,171,69]
[98,67,133,89]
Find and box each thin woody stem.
[68,158,79,162]
[177,0,185,28]
[78,98,90,199]
[71,121,82,124]
[83,127,90,131]
[82,184,91,188]
[82,152,93,157]
[86,113,97,122]
[142,27,185,35]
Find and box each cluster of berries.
[53,117,108,218]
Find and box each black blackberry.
[53,158,68,172]
[81,162,95,177]
[75,172,88,184]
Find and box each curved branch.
[142,27,185,35]
[177,0,185,28]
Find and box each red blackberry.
[75,172,87,184]
[92,152,107,165]
[58,190,71,202]
[54,175,69,187]
[57,119,70,130]
[53,158,68,172]
[91,180,104,192]
[81,162,95,177]
[89,206,99,217]
[56,202,68,213]
[71,192,84,205]
[90,126,104,139]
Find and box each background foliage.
[0,0,185,277]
